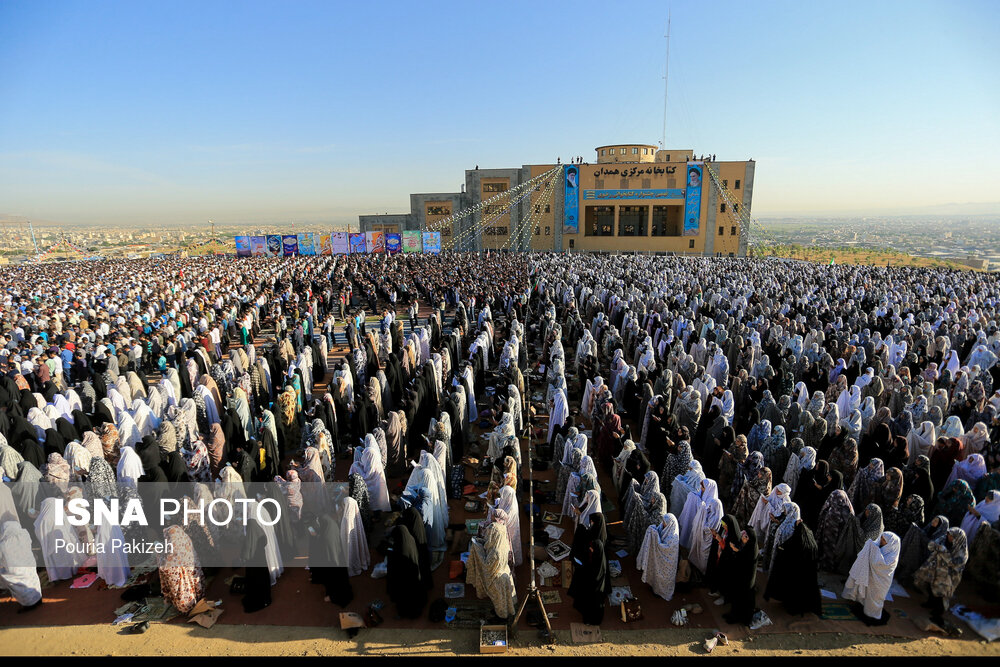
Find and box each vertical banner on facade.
[235,236,251,257]
[282,235,298,256]
[422,232,441,254]
[297,233,316,255]
[249,236,266,256]
[319,234,333,255]
[386,233,402,255]
[402,230,422,253]
[366,231,386,253]
[683,161,704,237]
[563,165,580,234]
[266,235,282,257]
[332,232,349,254]
[349,233,366,254]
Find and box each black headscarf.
[309,514,353,607]
[568,530,611,626]
[43,428,67,459]
[387,525,426,618]
[55,417,77,444]
[72,410,94,438]
[722,526,759,625]
[395,507,432,590]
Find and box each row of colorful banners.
[235,231,441,257]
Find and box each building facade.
[359,143,755,255]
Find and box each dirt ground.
[1,623,997,657]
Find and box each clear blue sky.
[1,0,998,225]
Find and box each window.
[440,228,452,237]
[619,178,628,188]
[735,179,741,190]
[642,178,651,188]
[595,178,604,188]
[667,177,676,188]
[535,205,540,213]
[643,148,648,155]
[483,182,507,193]
[731,226,737,235]
[719,226,725,236]
[544,226,551,235]
[665,155,670,161]
[483,204,504,215]
[632,147,639,155]
[651,206,681,236]
[734,204,739,213]
[585,206,615,236]
[689,239,695,249]
[720,203,727,213]
[601,149,605,156]
[484,226,508,236]
[544,204,550,213]
[427,205,450,216]
[618,206,647,236]
[535,226,540,235]
[723,180,728,188]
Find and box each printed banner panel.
[266,235,282,257]
[235,236,251,257]
[282,235,298,256]
[385,233,401,255]
[332,232,349,254]
[422,231,441,254]
[249,236,267,256]
[297,233,316,255]
[366,231,386,254]
[348,233,366,254]
[402,230,422,253]
[319,234,333,255]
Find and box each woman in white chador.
[341,495,370,577]
[749,483,792,541]
[783,446,817,497]
[490,485,522,567]
[94,521,130,587]
[687,490,723,575]
[349,435,390,512]
[678,478,719,547]
[33,497,85,582]
[842,531,901,624]
[636,513,680,601]
[400,451,449,562]
[0,520,42,609]
[670,460,705,516]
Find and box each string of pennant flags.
[702,161,775,250]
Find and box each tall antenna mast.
[661,9,671,149]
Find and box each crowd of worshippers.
[2,251,1000,632]
[535,253,1000,630]
[0,252,538,622]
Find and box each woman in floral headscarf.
[159,524,206,614]
[933,478,976,527]
[913,527,968,627]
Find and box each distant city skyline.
[1,0,997,226]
